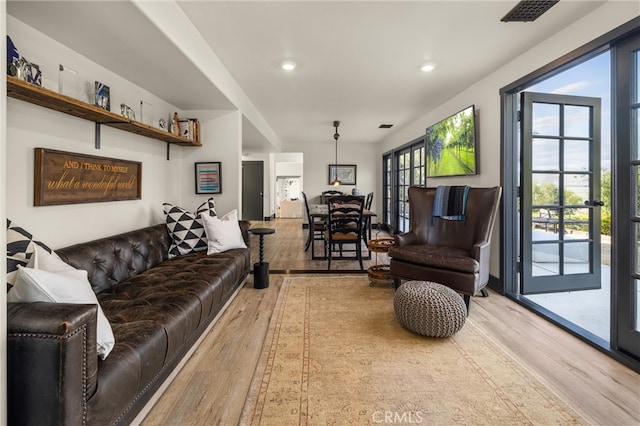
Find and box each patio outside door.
[520,92,602,294]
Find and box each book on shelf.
[177,118,200,143]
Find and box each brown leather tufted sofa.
[7,222,251,425]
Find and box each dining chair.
[324,195,365,270]
[321,190,343,204]
[302,191,325,252]
[363,192,374,244]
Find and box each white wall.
[276,162,303,177]
[133,0,282,152]
[5,16,192,248]
[283,140,378,227]
[181,110,242,217]
[5,16,246,249]
[377,2,639,279]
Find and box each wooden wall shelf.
[6,76,201,149]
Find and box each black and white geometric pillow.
[6,218,57,292]
[163,198,217,258]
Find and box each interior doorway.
[275,176,302,218]
[242,161,264,221]
[274,153,304,219]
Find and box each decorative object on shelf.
[7,76,201,153]
[94,81,110,111]
[178,118,201,143]
[195,162,222,194]
[328,164,357,186]
[140,99,152,125]
[6,36,42,86]
[22,58,42,86]
[6,35,19,67]
[171,112,180,136]
[120,103,135,120]
[58,64,79,98]
[33,148,142,206]
[159,118,167,129]
[6,62,17,77]
[352,186,359,196]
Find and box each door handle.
[584,200,605,207]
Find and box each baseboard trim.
[487,274,503,294]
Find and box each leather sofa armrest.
[394,231,418,247]
[8,302,99,426]
[239,220,251,248]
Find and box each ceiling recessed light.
[281,61,296,71]
[421,64,435,73]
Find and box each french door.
[520,92,602,294]
[394,141,425,233]
[614,34,640,356]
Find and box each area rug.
[240,276,587,425]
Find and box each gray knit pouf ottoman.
[394,281,467,337]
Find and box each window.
[385,137,426,234]
[382,154,392,230]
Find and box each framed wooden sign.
[34,148,142,206]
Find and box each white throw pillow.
[201,209,247,254]
[27,243,72,272]
[9,245,115,359]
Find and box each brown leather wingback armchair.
[389,186,502,311]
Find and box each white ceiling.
[7,1,608,152]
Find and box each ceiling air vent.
[378,124,393,129]
[501,0,559,22]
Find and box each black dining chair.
[302,192,326,253]
[363,192,374,244]
[321,190,343,204]
[324,195,365,270]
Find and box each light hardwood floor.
[141,219,639,426]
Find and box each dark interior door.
[242,161,264,221]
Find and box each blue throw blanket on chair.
[432,185,470,223]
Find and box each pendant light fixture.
[330,120,341,186]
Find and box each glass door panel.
[616,35,640,356]
[521,92,602,294]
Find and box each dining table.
[308,204,377,260]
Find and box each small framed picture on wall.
[195,162,222,194]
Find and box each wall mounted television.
[425,105,477,178]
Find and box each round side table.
[368,237,395,286]
[249,227,275,289]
